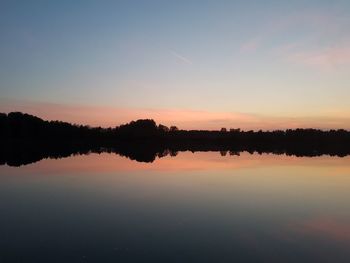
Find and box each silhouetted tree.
[170,126,179,132]
[158,124,169,133]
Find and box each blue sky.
[1,0,350,128]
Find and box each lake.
[0,151,349,262]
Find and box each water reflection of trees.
[1,140,350,167]
[1,112,350,166]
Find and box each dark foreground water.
[0,152,350,262]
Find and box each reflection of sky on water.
[0,152,349,262]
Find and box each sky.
[1,0,350,130]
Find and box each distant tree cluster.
[0,112,181,140]
[0,112,101,139]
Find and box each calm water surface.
[0,152,350,262]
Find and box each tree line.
[1,112,350,166]
[1,112,350,142]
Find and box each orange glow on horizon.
[1,100,350,130]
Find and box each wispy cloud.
[240,9,350,71]
[170,50,192,65]
[288,45,350,70]
[240,37,261,53]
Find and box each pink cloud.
[240,37,261,53]
[288,46,350,70]
[241,9,350,71]
[241,11,340,53]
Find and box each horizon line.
[2,111,350,133]
[1,99,350,131]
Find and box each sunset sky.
[1,0,350,130]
